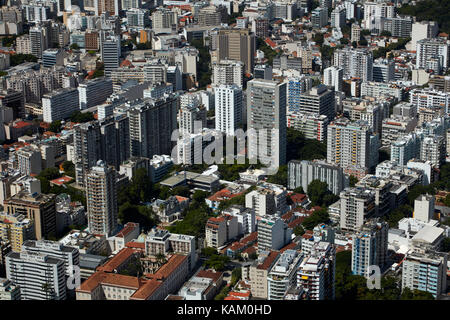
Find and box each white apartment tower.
[215,84,243,135]
[212,60,244,88]
[416,38,449,70]
[6,251,67,300]
[323,66,343,92]
[42,87,80,123]
[340,187,376,231]
[78,77,113,110]
[333,48,373,82]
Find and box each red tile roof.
[196,270,223,283]
[151,254,187,281]
[116,222,139,238]
[97,247,136,273]
[13,121,32,129]
[257,251,279,270]
[77,271,141,293]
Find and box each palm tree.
[155,252,167,265]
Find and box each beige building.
[217,29,255,74]
[16,34,32,55]
[76,254,189,300]
[0,212,34,252]
[249,250,279,299]
[205,214,238,249]
[3,191,56,240]
[86,161,118,237]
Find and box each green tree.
[256,38,278,66]
[190,39,212,89]
[383,205,413,228]
[69,111,95,123]
[266,165,287,186]
[293,225,305,236]
[293,186,305,194]
[49,120,62,133]
[203,253,230,271]
[62,161,75,177]
[441,237,450,253]
[118,202,157,231]
[307,180,337,207]
[286,128,327,162]
[349,175,358,187]
[10,54,38,66]
[302,207,329,230]
[400,287,434,300]
[70,43,80,50]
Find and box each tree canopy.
[286,128,327,162]
[307,180,339,207]
[398,0,450,34]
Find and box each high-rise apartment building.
[102,36,121,77]
[73,121,102,187]
[78,77,113,110]
[42,87,80,123]
[178,93,207,135]
[333,48,373,82]
[217,29,255,74]
[42,48,64,68]
[327,118,379,173]
[3,191,56,241]
[286,113,329,141]
[297,241,335,300]
[30,26,48,59]
[351,220,388,277]
[6,250,66,300]
[198,5,223,26]
[127,96,177,159]
[363,2,395,31]
[288,159,346,195]
[402,250,447,298]
[420,135,445,168]
[253,18,269,39]
[212,60,244,88]
[151,8,178,32]
[267,249,303,300]
[339,187,376,231]
[21,240,80,278]
[311,7,328,28]
[416,38,449,70]
[86,161,118,237]
[298,85,335,120]
[285,75,313,114]
[257,217,292,253]
[411,21,439,49]
[0,212,34,252]
[331,6,346,28]
[372,59,395,83]
[323,66,343,92]
[380,16,412,38]
[215,84,243,135]
[247,79,287,166]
